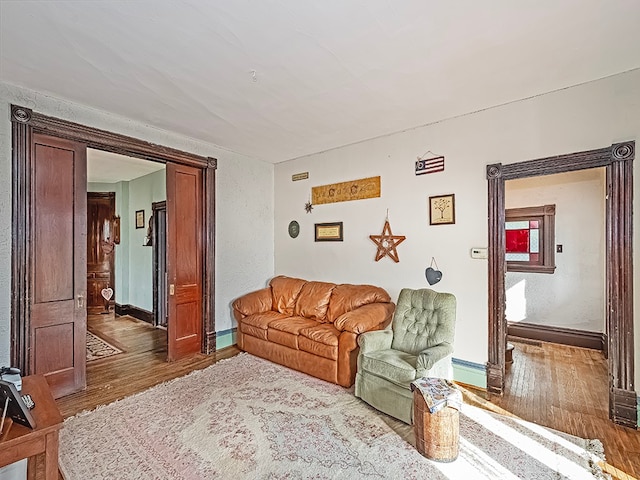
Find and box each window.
[505,204,556,273]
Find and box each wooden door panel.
[33,322,75,373]
[167,163,203,361]
[33,143,75,303]
[31,133,87,398]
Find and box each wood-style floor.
[40,315,639,479]
[462,340,640,479]
[57,312,238,418]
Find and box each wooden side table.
[0,375,63,480]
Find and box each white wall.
[505,169,606,332]
[0,82,275,367]
[274,69,640,388]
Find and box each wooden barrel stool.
[413,390,459,462]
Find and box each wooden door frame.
[152,200,167,327]
[10,104,217,373]
[486,141,636,428]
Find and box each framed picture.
[315,222,343,242]
[112,216,121,244]
[135,210,145,229]
[0,380,36,429]
[429,194,455,225]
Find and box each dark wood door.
[166,163,203,360]
[153,201,168,328]
[30,133,87,398]
[87,192,115,312]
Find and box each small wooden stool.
[413,389,459,462]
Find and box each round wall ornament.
[288,220,300,238]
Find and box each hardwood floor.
[37,316,639,479]
[462,340,640,479]
[57,312,238,418]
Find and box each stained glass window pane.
[506,229,529,253]
[529,229,539,253]
[506,221,529,230]
[506,253,530,261]
[529,220,539,228]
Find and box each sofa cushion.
[294,281,336,322]
[269,316,319,335]
[270,276,307,315]
[327,284,391,322]
[298,324,340,360]
[359,349,417,389]
[242,311,288,330]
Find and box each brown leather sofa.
[232,275,394,387]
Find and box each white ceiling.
[87,149,165,184]
[2,1,640,164]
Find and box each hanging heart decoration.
[425,267,442,285]
[425,257,442,285]
[101,287,114,301]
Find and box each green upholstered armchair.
[354,288,456,424]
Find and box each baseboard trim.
[216,328,237,350]
[115,303,153,324]
[507,321,604,351]
[612,387,637,428]
[452,357,487,390]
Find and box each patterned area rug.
[59,353,608,479]
[86,330,123,362]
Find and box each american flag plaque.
[415,155,445,175]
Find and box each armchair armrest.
[334,303,394,334]
[357,329,394,353]
[417,343,454,370]
[232,287,272,320]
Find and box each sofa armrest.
[232,287,272,320]
[416,343,454,370]
[357,329,394,353]
[334,302,394,334]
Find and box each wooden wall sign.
[312,176,380,205]
[415,155,445,175]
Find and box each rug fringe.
[585,438,611,480]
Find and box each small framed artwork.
[0,380,36,429]
[429,194,455,225]
[135,210,145,229]
[315,222,343,242]
[112,216,121,244]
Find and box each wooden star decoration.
[370,220,406,263]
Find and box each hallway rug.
[86,330,124,362]
[59,353,608,479]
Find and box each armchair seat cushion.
[359,350,417,389]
